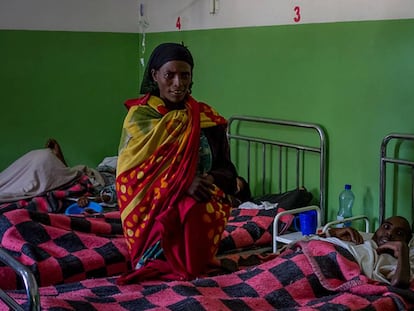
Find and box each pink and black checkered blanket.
[0,176,309,291]
[0,207,280,290]
[0,192,285,291]
[218,207,293,255]
[4,240,413,311]
[0,208,130,289]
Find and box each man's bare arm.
[377,241,410,288]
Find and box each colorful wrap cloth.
[116,94,232,283]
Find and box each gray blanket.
[0,149,82,203]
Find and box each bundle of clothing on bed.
[4,239,414,311]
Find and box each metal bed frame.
[0,247,39,311]
[379,133,414,227]
[227,115,328,224]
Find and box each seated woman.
[116,42,239,283]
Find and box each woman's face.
[152,60,192,108]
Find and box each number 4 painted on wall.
[176,16,181,30]
[293,6,301,23]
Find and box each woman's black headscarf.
[140,42,194,95]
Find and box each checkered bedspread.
[5,240,413,311]
[0,183,345,301]
[218,207,293,254]
[218,188,313,255]
[0,176,310,292]
[0,209,130,290]
[0,204,285,290]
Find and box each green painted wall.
[1,19,414,227]
[143,19,414,227]
[0,30,140,169]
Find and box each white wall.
[141,0,414,33]
[0,0,413,33]
[0,0,140,33]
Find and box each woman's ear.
[151,69,157,82]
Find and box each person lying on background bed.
[47,139,118,210]
[116,42,239,284]
[316,215,412,288]
[0,138,117,210]
[0,139,79,204]
[46,138,118,208]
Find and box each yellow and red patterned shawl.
[116,94,231,281]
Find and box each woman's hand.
[187,174,214,202]
[328,227,364,244]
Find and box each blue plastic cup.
[294,210,317,236]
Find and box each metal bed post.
[379,133,414,226]
[0,247,40,311]
[262,142,266,193]
[278,147,283,194]
[227,115,327,224]
[379,135,390,226]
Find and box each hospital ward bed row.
[0,116,413,310]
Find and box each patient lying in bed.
[314,216,412,288]
[0,146,80,203]
[0,139,117,210]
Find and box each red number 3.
[293,6,301,23]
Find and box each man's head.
[372,216,412,246]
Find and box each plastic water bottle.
[336,184,354,228]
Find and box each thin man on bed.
[315,216,412,288]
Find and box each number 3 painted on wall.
[293,6,301,23]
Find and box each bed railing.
[227,116,327,224]
[379,133,414,227]
[0,247,40,311]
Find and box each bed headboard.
[227,115,327,224]
[379,133,414,228]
